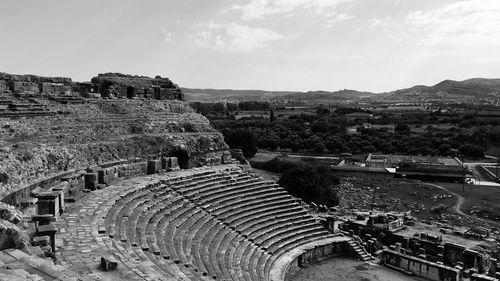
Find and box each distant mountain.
[183,88,375,102]
[381,78,500,100]
[279,89,375,101]
[182,88,300,101]
[184,78,500,103]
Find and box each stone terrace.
[54,165,346,281]
[0,98,228,195]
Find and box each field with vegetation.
[192,101,500,159]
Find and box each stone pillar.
[37,224,57,253]
[35,193,60,217]
[325,216,337,233]
[221,151,232,164]
[161,157,168,169]
[84,172,98,190]
[403,237,410,250]
[170,157,179,169]
[52,184,67,215]
[463,250,477,269]
[395,242,402,253]
[147,160,161,174]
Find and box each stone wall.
[0,72,231,200]
[0,98,230,197]
[0,80,6,92]
[381,249,460,281]
[0,71,183,101]
[283,241,349,281]
[0,202,28,250]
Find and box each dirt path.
[424,182,500,227]
[425,183,466,216]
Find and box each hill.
[380,78,500,101]
[182,88,299,101]
[183,88,375,102]
[185,78,500,103]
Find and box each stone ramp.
[0,248,97,281]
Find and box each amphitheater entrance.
[127,86,136,98]
[168,150,190,169]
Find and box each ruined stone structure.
[0,72,354,280]
[91,73,183,100]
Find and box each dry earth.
[291,258,427,281]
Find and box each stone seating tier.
[98,167,337,281]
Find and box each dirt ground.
[291,258,426,281]
[337,177,456,221]
[432,181,500,225]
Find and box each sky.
[1,0,500,92]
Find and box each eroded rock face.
[0,72,229,198]
[91,73,183,100]
[0,71,184,100]
[0,99,228,196]
[0,72,73,85]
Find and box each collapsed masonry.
[0,72,183,100]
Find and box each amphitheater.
[0,72,365,281]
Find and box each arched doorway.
[168,150,190,169]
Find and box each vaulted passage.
[168,150,190,169]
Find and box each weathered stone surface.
[91,73,183,100]
[0,98,228,197]
[100,256,118,271]
[147,159,161,174]
[0,202,22,223]
[0,219,30,250]
[0,80,6,92]
[32,235,50,246]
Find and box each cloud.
[325,13,354,27]
[233,0,353,21]
[162,28,174,43]
[406,0,500,47]
[367,18,388,29]
[191,21,283,53]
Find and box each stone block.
[32,235,51,246]
[18,197,38,208]
[100,257,118,271]
[0,80,6,92]
[37,224,57,235]
[32,214,56,225]
[161,157,169,169]
[84,173,98,190]
[170,157,179,169]
[97,170,107,184]
[36,194,60,217]
[147,159,161,174]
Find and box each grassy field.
[436,182,500,222]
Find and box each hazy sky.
[1,0,499,92]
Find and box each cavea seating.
[75,167,339,281]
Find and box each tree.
[223,129,258,158]
[278,165,340,207]
[269,109,277,122]
[458,144,484,159]
[395,124,411,133]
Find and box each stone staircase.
[347,239,374,262]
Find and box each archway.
[127,86,136,98]
[168,150,190,169]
